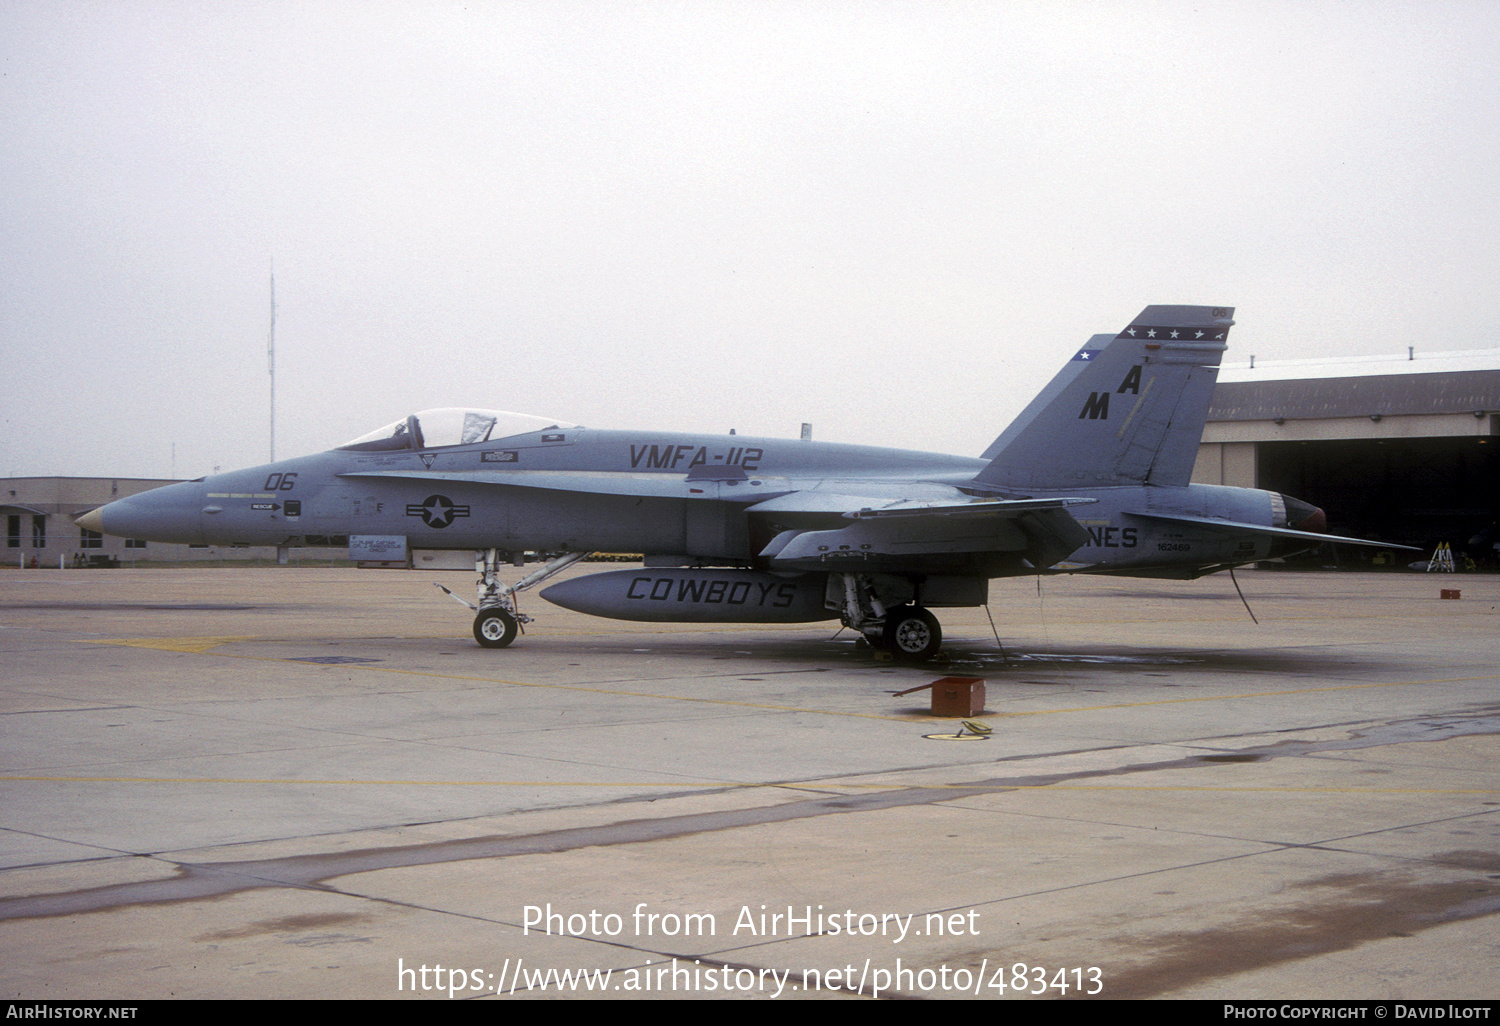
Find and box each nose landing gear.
[437,549,593,648]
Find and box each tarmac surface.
[1,564,1497,1000]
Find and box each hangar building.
[1192,348,1499,563]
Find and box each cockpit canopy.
[337,408,577,452]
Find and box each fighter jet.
[78,305,1399,659]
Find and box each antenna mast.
[268,261,276,462]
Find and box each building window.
[80,528,103,549]
[31,515,45,549]
[6,515,17,548]
[125,539,148,549]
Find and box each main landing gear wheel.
[473,608,518,649]
[884,606,941,661]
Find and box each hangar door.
[1256,437,1496,555]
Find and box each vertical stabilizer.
[974,305,1233,490]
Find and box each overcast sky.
[3,1,1498,479]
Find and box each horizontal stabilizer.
[1130,512,1419,550]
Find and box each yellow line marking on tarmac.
[82,637,255,653]
[1,776,1494,795]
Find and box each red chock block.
[930,676,986,717]
[1440,589,1461,600]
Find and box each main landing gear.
[833,573,943,662]
[882,605,942,661]
[438,549,593,648]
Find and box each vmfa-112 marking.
[80,306,1402,659]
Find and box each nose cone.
[75,507,105,533]
[86,481,206,544]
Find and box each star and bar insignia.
[406,494,471,529]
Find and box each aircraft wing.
[841,496,1097,519]
[740,492,1095,517]
[1129,512,1420,550]
[343,470,1096,517]
[343,469,1096,569]
[756,497,1095,571]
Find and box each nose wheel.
[473,608,518,648]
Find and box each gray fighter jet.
[78,305,1399,659]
